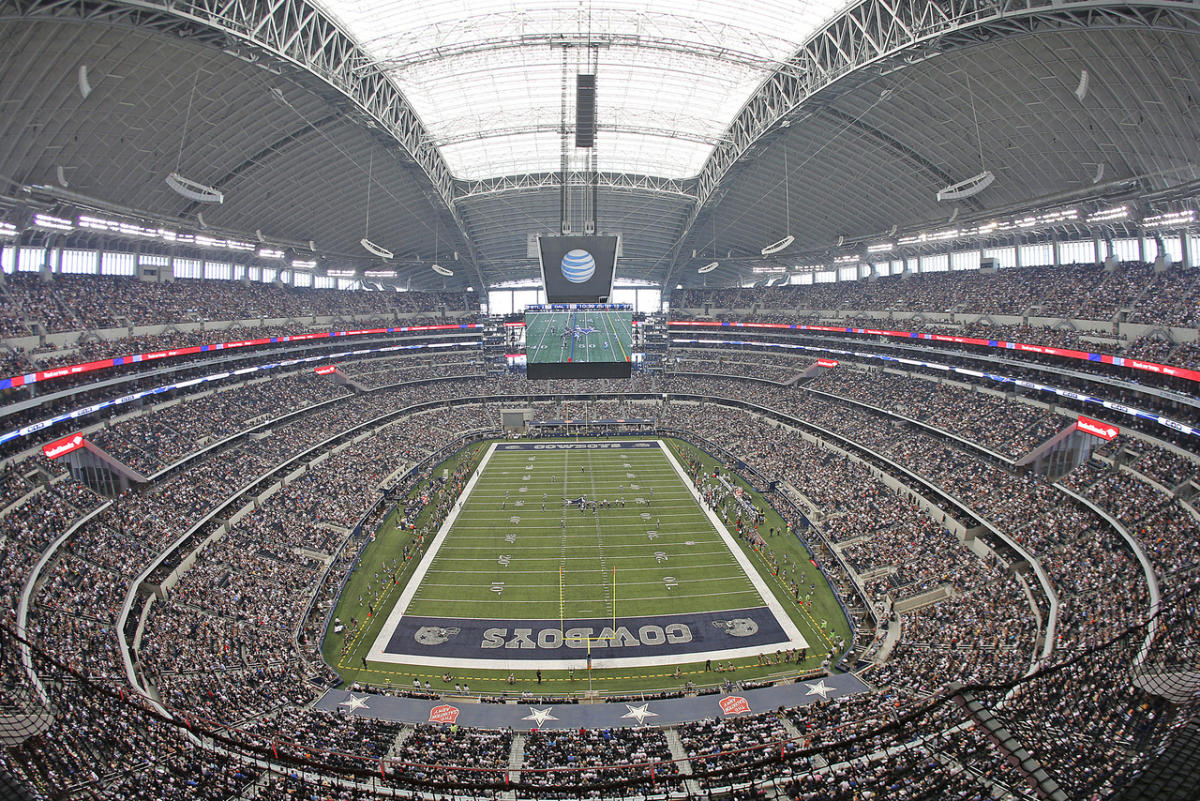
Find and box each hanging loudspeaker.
[1074,70,1090,103]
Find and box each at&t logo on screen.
[560,249,596,283]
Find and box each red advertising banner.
[428,704,461,724]
[1076,415,1119,440]
[314,365,337,375]
[816,359,839,368]
[719,696,751,716]
[42,432,86,459]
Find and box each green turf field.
[404,443,762,620]
[525,308,632,364]
[323,436,853,694]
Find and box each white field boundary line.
[367,440,808,670]
[656,440,808,650]
[367,441,500,663]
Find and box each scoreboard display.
[524,304,632,379]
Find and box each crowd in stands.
[91,372,350,474]
[1,335,1196,798]
[338,353,485,389]
[4,317,435,377]
[393,725,513,785]
[0,274,477,336]
[1058,437,1200,588]
[667,349,809,384]
[807,368,1058,459]
[521,726,677,788]
[671,261,1200,327]
[668,317,1200,426]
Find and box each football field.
[525,308,632,364]
[367,440,806,670]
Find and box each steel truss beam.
[0,0,487,288]
[432,120,721,149]
[364,30,799,78]
[457,171,694,200]
[664,0,1200,287]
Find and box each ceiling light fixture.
[937,74,994,202]
[166,71,224,204]
[762,144,795,255]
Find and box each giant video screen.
[524,304,632,379]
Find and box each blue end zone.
[383,607,788,662]
[495,441,658,452]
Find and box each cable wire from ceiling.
[269,82,442,244]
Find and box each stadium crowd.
[1,318,1197,800]
[671,260,1200,327]
[0,274,475,335]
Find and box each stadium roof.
[0,0,1197,291]
[313,0,849,180]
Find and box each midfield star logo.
[719,696,751,716]
[522,707,558,726]
[428,704,461,724]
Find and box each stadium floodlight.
[867,242,894,253]
[431,263,454,276]
[257,247,284,260]
[326,269,357,278]
[698,261,719,273]
[194,234,228,249]
[291,258,316,269]
[898,228,960,245]
[360,238,393,260]
[1142,210,1195,229]
[0,221,17,237]
[1088,205,1129,223]
[834,254,859,264]
[165,173,224,204]
[364,269,396,278]
[33,213,73,231]
[79,215,156,238]
[936,170,994,202]
[761,235,794,256]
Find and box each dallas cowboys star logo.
[805,679,834,700]
[522,707,558,726]
[621,703,658,725]
[339,693,370,712]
